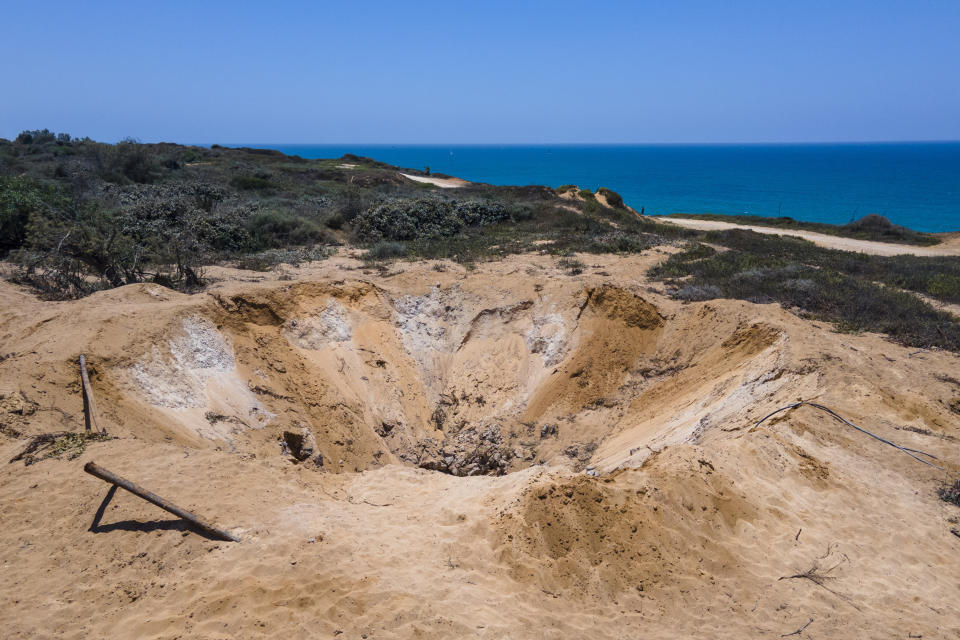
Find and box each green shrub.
[0,176,64,257]
[365,240,408,260]
[578,188,595,200]
[939,479,960,507]
[353,198,510,242]
[324,213,345,230]
[231,175,273,191]
[235,246,330,271]
[651,232,960,351]
[556,184,577,194]
[15,129,58,145]
[11,183,239,296]
[557,257,585,275]
[245,210,328,250]
[97,139,160,183]
[927,273,960,300]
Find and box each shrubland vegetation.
[0,130,680,293]
[652,230,960,350]
[2,130,960,352]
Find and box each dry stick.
[781,618,813,637]
[84,461,240,542]
[753,401,945,471]
[79,355,106,436]
[779,566,863,612]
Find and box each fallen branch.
[754,401,944,470]
[781,618,813,637]
[79,355,106,436]
[84,461,240,542]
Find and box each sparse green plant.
[365,240,408,261]
[557,257,585,275]
[939,479,960,507]
[10,431,112,465]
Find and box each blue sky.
[2,1,958,143]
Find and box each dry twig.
[754,401,944,470]
[781,618,813,637]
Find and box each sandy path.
[400,173,469,188]
[655,216,960,256]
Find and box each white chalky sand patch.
[525,313,568,366]
[284,299,352,349]
[128,316,272,441]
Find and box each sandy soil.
[400,173,470,189]
[2,250,960,639]
[656,216,960,256]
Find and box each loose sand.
[656,216,960,256]
[2,250,959,638]
[400,173,470,189]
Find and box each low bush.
[353,198,511,242]
[0,176,64,257]
[698,229,960,305]
[675,284,722,301]
[97,139,160,184]
[231,175,273,191]
[10,183,246,296]
[939,479,960,507]
[324,213,345,230]
[245,210,328,251]
[651,232,960,351]
[839,213,936,245]
[235,246,330,271]
[557,257,585,275]
[365,240,408,260]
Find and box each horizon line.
[208,139,960,147]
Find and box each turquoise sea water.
[242,143,960,232]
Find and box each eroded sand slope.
[1,252,959,639]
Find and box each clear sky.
[2,1,958,144]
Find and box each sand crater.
[116,280,787,477]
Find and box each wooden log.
[83,461,240,542]
[79,355,106,435]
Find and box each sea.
[237,143,960,233]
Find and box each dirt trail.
[399,173,469,188]
[2,251,960,639]
[656,216,960,256]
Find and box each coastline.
[247,142,960,233]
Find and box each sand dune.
[2,251,959,638]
